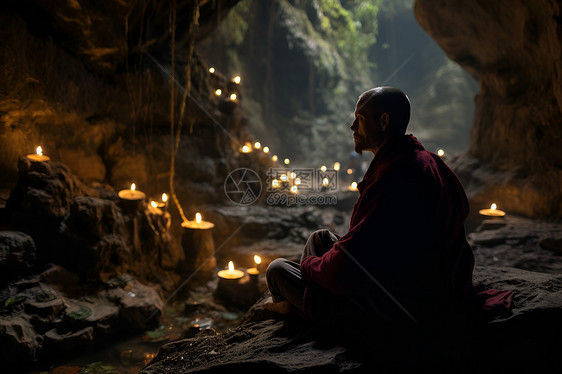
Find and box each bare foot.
[263,297,294,315]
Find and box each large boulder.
[0,231,36,285]
[142,265,562,373]
[414,0,562,218]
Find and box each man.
[264,86,501,327]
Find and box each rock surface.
[141,264,562,373]
[414,0,562,218]
[0,265,164,372]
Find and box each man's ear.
[380,113,390,131]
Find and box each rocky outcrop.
[414,0,562,218]
[141,265,562,373]
[0,265,163,372]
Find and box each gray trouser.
[265,229,339,314]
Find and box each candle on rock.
[118,183,146,201]
[247,255,262,284]
[479,203,506,217]
[181,212,215,229]
[240,142,252,153]
[27,146,50,162]
[218,261,244,280]
[180,212,216,280]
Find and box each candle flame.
[295,178,301,185]
[263,146,269,153]
[36,146,43,156]
[233,76,241,84]
[230,93,237,101]
[209,67,215,73]
[272,179,279,188]
[242,145,250,153]
[334,162,340,171]
[322,177,329,186]
[321,165,327,172]
[437,149,445,157]
[228,261,234,272]
[491,203,497,210]
[272,155,278,162]
[215,89,222,96]
[254,142,261,149]
[280,174,288,181]
[290,172,296,179]
[351,181,357,189]
[162,193,168,202]
[131,183,136,191]
[254,255,262,265]
[195,212,202,224]
[150,201,157,208]
[347,168,353,174]
[291,185,298,193]
[284,158,290,165]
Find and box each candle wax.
[118,189,146,201]
[478,208,506,217]
[26,153,50,162]
[217,269,244,279]
[181,220,215,229]
[247,268,259,275]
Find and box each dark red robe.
[301,135,512,324]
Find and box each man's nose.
[350,119,357,131]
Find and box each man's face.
[350,95,385,155]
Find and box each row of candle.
[217,255,262,280]
[209,67,240,102]
[26,146,504,216]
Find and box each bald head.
[358,87,411,137]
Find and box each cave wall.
[0,0,271,219]
[414,0,562,218]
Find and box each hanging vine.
[168,0,201,224]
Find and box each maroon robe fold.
[300,135,512,324]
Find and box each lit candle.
[233,76,241,84]
[478,203,506,217]
[272,179,280,188]
[291,185,298,194]
[263,146,269,153]
[162,193,168,211]
[209,67,215,73]
[181,212,215,229]
[295,178,301,185]
[284,158,290,165]
[215,89,222,96]
[27,146,50,162]
[230,93,237,101]
[118,183,146,201]
[240,142,252,153]
[247,255,262,284]
[290,172,296,179]
[272,155,278,162]
[280,174,288,182]
[334,162,341,171]
[254,142,261,149]
[347,168,353,175]
[320,165,327,172]
[322,177,329,186]
[150,201,158,208]
[217,261,244,280]
[437,149,445,157]
[347,181,358,191]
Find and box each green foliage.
[311,0,383,71]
